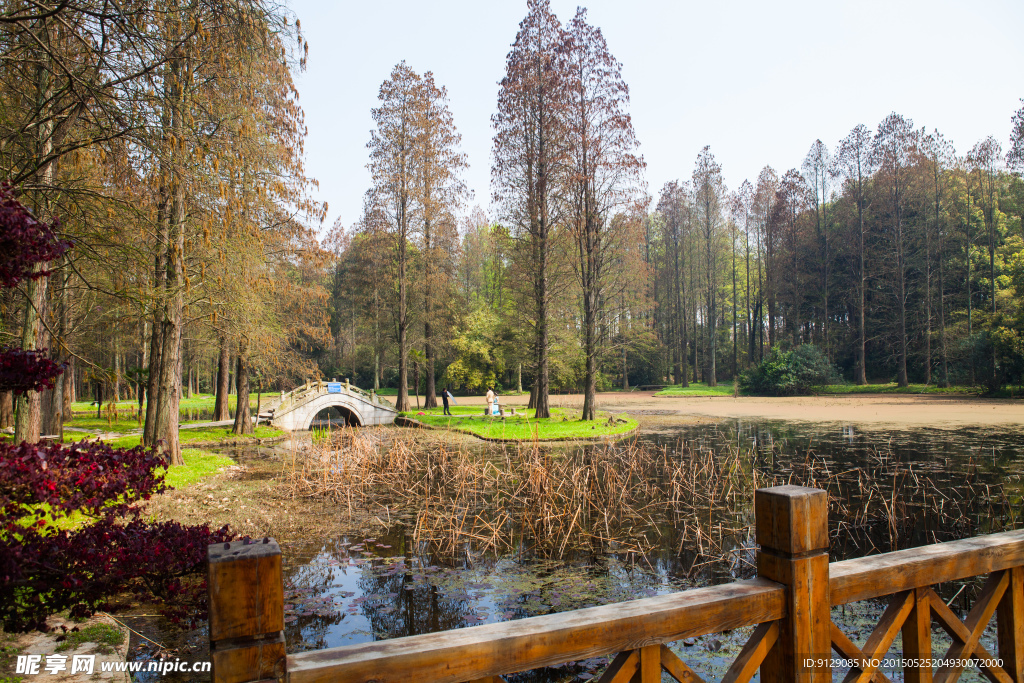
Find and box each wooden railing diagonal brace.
[830,590,914,683]
[659,644,708,683]
[722,621,779,683]
[928,571,1012,683]
[830,623,892,683]
[597,650,639,683]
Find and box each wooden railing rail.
[829,529,1024,605]
[207,485,1024,683]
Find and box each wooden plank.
[722,621,778,683]
[903,588,933,683]
[830,530,1024,606]
[936,571,1009,683]
[639,644,660,682]
[843,591,913,683]
[208,539,284,642]
[210,636,286,683]
[285,578,785,683]
[660,645,707,683]
[997,566,1024,683]
[207,539,285,683]
[829,622,892,683]
[756,486,830,683]
[597,650,639,683]
[755,485,830,556]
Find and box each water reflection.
[130,419,1024,682]
[281,419,1024,659]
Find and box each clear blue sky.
[289,0,1024,234]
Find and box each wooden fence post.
[999,566,1024,682]
[208,538,286,683]
[756,485,831,683]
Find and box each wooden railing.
[206,485,1024,683]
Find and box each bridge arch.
[271,386,397,431]
[310,404,362,428]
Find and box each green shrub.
[740,344,838,395]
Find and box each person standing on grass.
[442,387,453,416]
[486,387,495,416]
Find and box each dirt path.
[452,391,1023,429]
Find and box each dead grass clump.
[285,426,1017,572]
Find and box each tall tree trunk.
[154,181,184,465]
[423,208,437,408]
[531,214,551,418]
[232,338,252,435]
[896,215,909,388]
[41,266,70,434]
[214,336,231,421]
[732,231,737,378]
[622,344,629,391]
[0,392,12,429]
[144,183,169,444]
[856,184,867,385]
[113,340,121,402]
[581,244,598,421]
[939,239,950,388]
[924,221,932,385]
[396,196,410,412]
[424,327,436,409]
[45,372,63,440]
[65,355,74,409]
[675,236,688,386]
[412,361,419,410]
[705,240,717,387]
[691,282,699,384]
[986,177,998,386]
[966,192,975,386]
[15,272,48,443]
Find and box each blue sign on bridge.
[327,382,343,394]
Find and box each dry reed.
[286,426,1017,571]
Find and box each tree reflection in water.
[277,420,1024,680]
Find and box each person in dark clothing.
[442,387,453,416]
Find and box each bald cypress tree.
[492,0,568,419]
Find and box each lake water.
[130,418,1024,682]
[268,420,1024,681]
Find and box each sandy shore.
[450,391,1023,429]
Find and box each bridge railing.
[274,379,395,415]
[206,485,1024,683]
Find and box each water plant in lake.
[286,427,1021,575]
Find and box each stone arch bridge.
[269,380,397,431]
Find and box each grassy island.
[398,405,637,441]
[654,383,736,397]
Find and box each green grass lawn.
[70,392,279,414]
[63,414,212,432]
[17,447,235,534]
[654,381,987,397]
[400,405,637,440]
[55,622,124,653]
[813,383,980,395]
[654,382,737,397]
[103,424,284,449]
[1,430,96,444]
[163,448,235,488]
